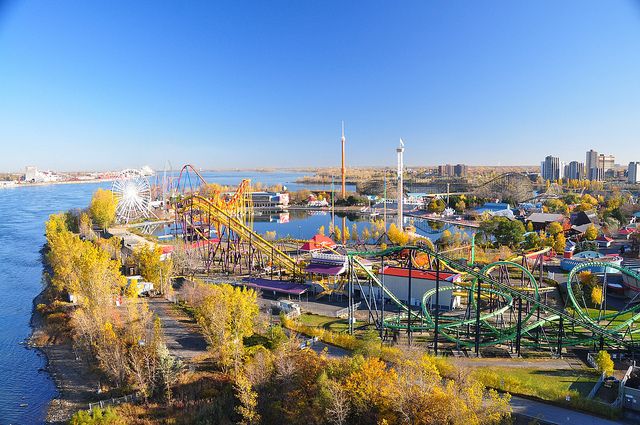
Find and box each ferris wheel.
[112,169,152,223]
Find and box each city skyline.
[1,1,640,171]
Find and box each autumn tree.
[388,223,409,246]
[427,198,446,214]
[133,244,173,295]
[195,284,259,372]
[585,224,598,241]
[594,350,614,376]
[89,188,117,229]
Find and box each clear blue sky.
[1,1,640,171]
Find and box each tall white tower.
[396,139,405,229]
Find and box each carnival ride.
[112,169,152,223]
[172,165,300,276]
[343,245,640,354]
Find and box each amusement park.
[87,137,640,421]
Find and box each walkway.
[511,395,624,425]
[147,298,208,361]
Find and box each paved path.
[511,395,626,425]
[147,298,208,361]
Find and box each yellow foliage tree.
[594,350,614,376]
[89,188,117,229]
[585,224,598,241]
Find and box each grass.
[472,366,621,419]
[298,313,349,332]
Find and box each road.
[511,395,627,425]
[147,298,208,361]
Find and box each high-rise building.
[565,161,585,180]
[438,164,467,177]
[453,164,467,177]
[586,149,599,180]
[629,162,640,184]
[542,155,563,181]
[599,154,615,173]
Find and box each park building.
[628,162,640,184]
[359,266,463,311]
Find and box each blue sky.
[1,1,639,171]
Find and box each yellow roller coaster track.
[179,194,298,274]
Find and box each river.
[0,170,468,424]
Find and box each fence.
[335,302,361,318]
[88,393,138,412]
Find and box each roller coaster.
[344,245,640,355]
[170,165,640,354]
[173,165,301,277]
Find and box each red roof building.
[300,234,337,252]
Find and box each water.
[0,181,110,424]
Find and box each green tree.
[479,217,525,248]
[89,189,117,229]
[427,198,446,214]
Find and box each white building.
[360,266,462,310]
[24,166,60,183]
[629,162,640,184]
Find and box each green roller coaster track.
[348,246,640,351]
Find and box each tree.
[526,221,534,232]
[594,350,614,376]
[591,286,603,308]
[523,232,542,250]
[388,223,409,246]
[427,198,446,214]
[585,224,598,241]
[235,372,260,425]
[195,284,259,372]
[322,378,350,425]
[547,222,563,236]
[133,245,173,295]
[89,188,117,229]
[552,233,566,253]
[479,217,525,248]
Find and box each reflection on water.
[144,209,473,243]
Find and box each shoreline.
[29,286,99,424]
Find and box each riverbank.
[30,288,100,424]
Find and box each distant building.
[599,154,615,173]
[24,166,60,183]
[585,149,600,180]
[541,155,564,181]
[24,166,38,182]
[250,192,289,210]
[453,164,467,177]
[565,161,585,180]
[360,266,462,310]
[628,162,640,184]
[438,164,467,177]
